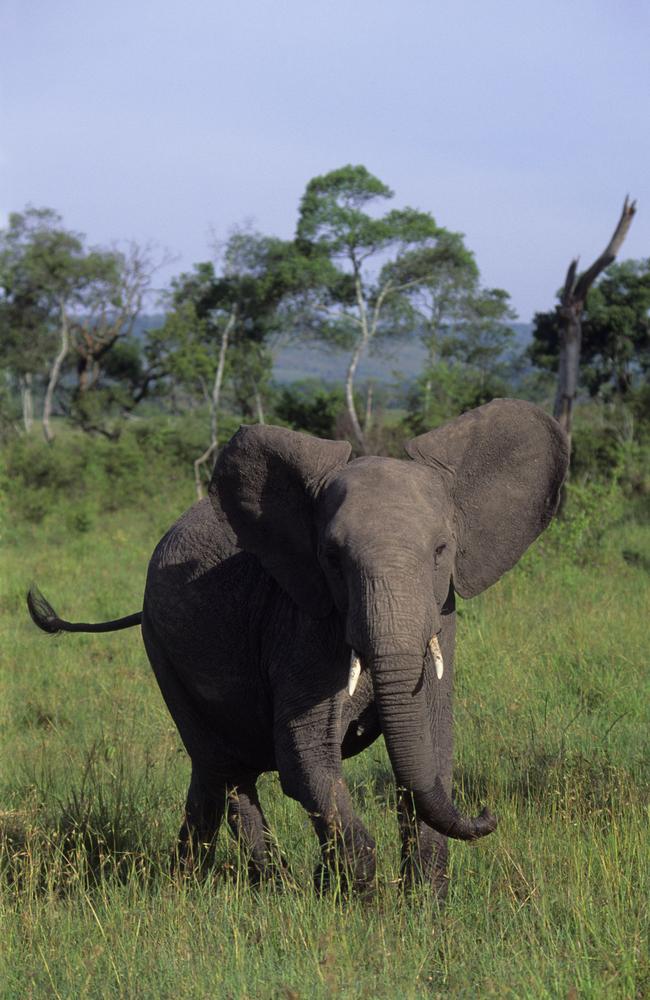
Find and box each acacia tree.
[157,263,236,495]
[161,228,318,496]
[379,230,508,427]
[550,197,636,448]
[70,243,159,392]
[0,207,146,443]
[296,165,472,451]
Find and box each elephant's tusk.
[429,635,444,680]
[348,652,362,697]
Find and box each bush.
[517,475,626,578]
[272,382,345,438]
[2,418,205,527]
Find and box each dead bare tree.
[554,197,637,449]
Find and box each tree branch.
[573,196,637,304]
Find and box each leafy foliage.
[530,258,650,399]
[0,208,117,379]
[295,165,476,449]
[273,381,345,437]
[405,287,518,432]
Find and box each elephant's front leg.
[398,596,456,900]
[274,695,376,893]
[397,792,449,900]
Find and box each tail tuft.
[27,586,63,635]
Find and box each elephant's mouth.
[347,633,444,696]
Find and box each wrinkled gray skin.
[29,399,568,894]
[138,399,568,892]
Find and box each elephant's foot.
[226,780,297,890]
[399,832,449,902]
[246,849,295,891]
[314,820,377,896]
[173,766,228,878]
[170,822,220,880]
[398,787,450,901]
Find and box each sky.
[2,0,649,321]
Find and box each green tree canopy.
[295,164,479,450]
[154,227,322,494]
[530,258,650,399]
[0,206,128,440]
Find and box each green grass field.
[1,487,648,998]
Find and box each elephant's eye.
[434,543,447,564]
[320,544,342,575]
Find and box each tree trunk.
[553,197,636,450]
[43,304,70,444]
[363,382,373,434]
[194,308,236,499]
[345,339,366,452]
[253,388,265,425]
[20,373,34,432]
[553,306,582,445]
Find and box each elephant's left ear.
[210,425,352,617]
[405,399,569,598]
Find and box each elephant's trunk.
[369,652,497,841]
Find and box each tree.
[406,286,517,432]
[0,208,79,437]
[543,197,637,448]
[0,207,149,443]
[69,243,158,391]
[160,228,317,496]
[273,380,346,438]
[386,228,516,429]
[573,259,650,398]
[440,288,516,383]
[296,164,469,451]
[531,257,650,404]
[153,265,233,494]
[0,279,50,432]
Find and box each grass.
[1,489,648,998]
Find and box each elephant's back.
[142,497,269,656]
[148,497,238,579]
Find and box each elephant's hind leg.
[226,779,290,887]
[175,764,228,876]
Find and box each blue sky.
[2,0,648,319]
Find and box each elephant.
[27,398,569,896]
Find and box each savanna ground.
[0,427,648,999]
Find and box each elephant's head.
[210,399,569,841]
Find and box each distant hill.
[134,316,533,386]
[273,322,533,385]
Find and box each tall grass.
[1,487,648,998]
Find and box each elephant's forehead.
[321,456,447,520]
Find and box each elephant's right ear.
[210,425,351,618]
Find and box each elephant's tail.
[27,585,142,635]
